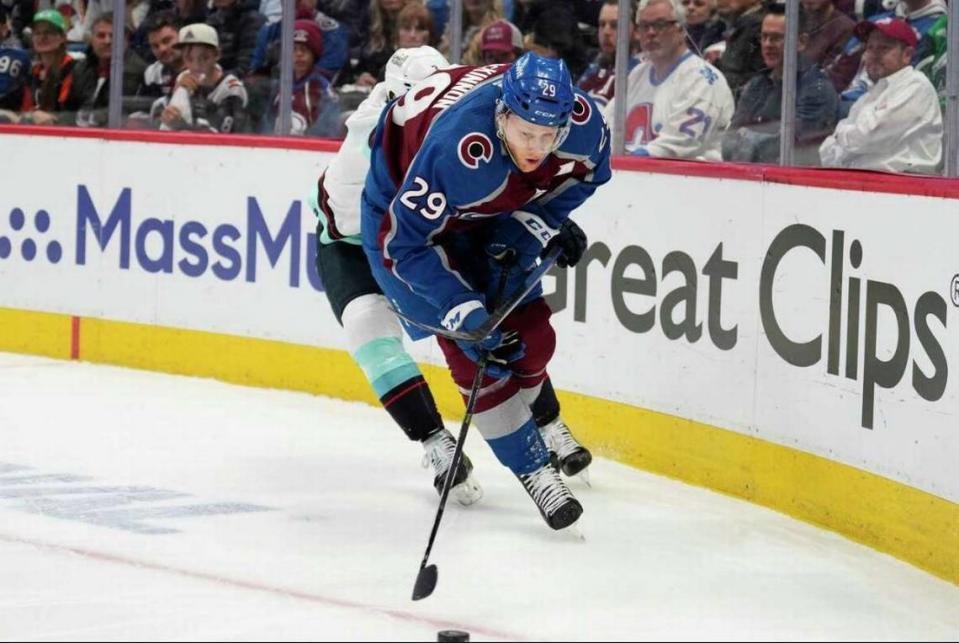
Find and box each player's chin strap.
[493,100,571,165]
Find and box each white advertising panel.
[1,134,956,503]
[0,134,344,348]
[545,172,958,503]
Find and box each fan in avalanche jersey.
[361,52,611,531]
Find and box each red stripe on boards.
[70,316,80,360]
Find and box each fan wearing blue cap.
[360,51,611,531]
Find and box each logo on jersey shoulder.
[457,132,494,169]
[699,65,719,85]
[571,95,592,126]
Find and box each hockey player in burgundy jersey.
[360,52,611,530]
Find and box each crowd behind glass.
[0,0,953,175]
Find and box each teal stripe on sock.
[370,363,423,399]
[353,338,423,398]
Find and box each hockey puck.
[437,630,470,642]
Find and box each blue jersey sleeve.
[250,19,347,79]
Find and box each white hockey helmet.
[383,46,450,100]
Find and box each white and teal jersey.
[312,83,392,245]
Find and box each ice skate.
[517,461,583,530]
[422,429,483,506]
[540,418,593,478]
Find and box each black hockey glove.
[544,219,587,268]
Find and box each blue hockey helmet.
[500,52,575,128]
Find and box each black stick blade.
[412,564,438,601]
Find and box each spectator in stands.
[606,0,733,159]
[156,22,250,132]
[127,0,191,63]
[577,0,640,108]
[247,0,349,129]
[262,18,341,136]
[128,11,184,126]
[68,13,148,127]
[722,6,838,164]
[801,0,855,70]
[19,9,80,126]
[523,1,590,78]
[138,11,184,102]
[74,0,151,46]
[62,0,93,49]
[344,0,412,87]
[827,0,944,98]
[206,0,267,78]
[713,0,766,99]
[0,5,29,122]
[444,0,502,64]
[819,17,941,173]
[398,2,435,47]
[250,0,348,82]
[478,18,523,64]
[683,0,724,54]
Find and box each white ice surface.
[0,353,956,642]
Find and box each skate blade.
[452,476,484,506]
[566,521,586,542]
[578,468,591,488]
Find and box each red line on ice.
[0,532,528,641]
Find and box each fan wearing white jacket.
[820,17,942,174]
[604,0,734,160]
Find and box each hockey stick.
[394,246,563,342]
[411,258,515,602]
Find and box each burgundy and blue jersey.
[360,64,611,339]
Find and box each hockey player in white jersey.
[605,0,734,159]
[310,47,484,507]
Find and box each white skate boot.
[422,429,484,506]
